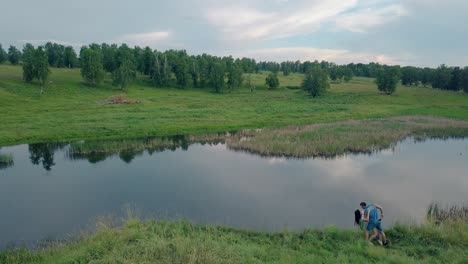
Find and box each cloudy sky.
[1,0,467,67]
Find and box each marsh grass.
[226,116,468,157]
[427,203,468,225]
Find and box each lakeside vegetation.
[58,116,468,163]
[226,116,468,158]
[2,116,465,170]
[1,64,468,147]
[1,205,467,264]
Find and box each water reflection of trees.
[0,149,14,169]
[28,143,66,171]
[12,134,468,168]
[67,135,225,164]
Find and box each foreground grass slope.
[2,219,467,264]
[1,65,468,146]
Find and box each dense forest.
[1,42,468,94]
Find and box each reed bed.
[427,203,468,225]
[225,116,468,158]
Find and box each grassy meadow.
[1,64,468,147]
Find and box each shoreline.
[1,217,466,263]
[3,115,468,159]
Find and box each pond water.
[0,137,467,248]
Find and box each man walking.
[360,202,388,246]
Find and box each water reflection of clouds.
[306,156,366,180]
[267,157,287,165]
[1,138,468,248]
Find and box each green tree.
[401,66,420,86]
[375,66,400,95]
[34,47,51,92]
[420,68,433,87]
[448,67,462,91]
[189,57,202,88]
[8,45,21,65]
[112,60,136,89]
[209,61,226,93]
[240,57,256,73]
[112,45,136,89]
[432,65,451,90]
[329,65,343,82]
[138,47,154,75]
[302,66,330,97]
[80,48,104,86]
[151,52,172,87]
[22,45,50,93]
[196,54,212,88]
[63,46,78,68]
[166,50,192,88]
[227,59,243,91]
[101,43,118,73]
[265,72,280,89]
[281,61,292,76]
[44,42,65,67]
[0,44,7,64]
[22,43,35,82]
[343,68,353,82]
[461,67,468,93]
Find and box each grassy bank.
[1,65,468,147]
[226,116,468,157]
[2,217,467,263]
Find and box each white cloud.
[116,31,170,46]
[335,4,408,33]
[228,47,406,65]
[204,0,407,42]
[205,0,357,41]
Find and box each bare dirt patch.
[98,94,141,105]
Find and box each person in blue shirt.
[360,202,388,246]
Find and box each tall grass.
[427,203,468,225]
[226,116,468,158]
[1,215,467,264]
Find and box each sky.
[0,0,467,67]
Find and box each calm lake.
[0,137,467,248]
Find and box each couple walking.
[355,202,389,246]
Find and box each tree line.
[80,44,247,91]
[1,42,467,95]
[259,60,468,93]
